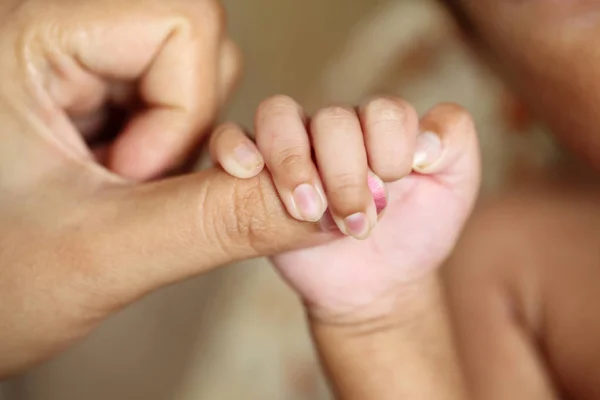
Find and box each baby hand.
[210,96,480,321]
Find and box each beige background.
[1,0,552,399]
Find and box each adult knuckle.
[233,179,274,253]
[208,178,272,257]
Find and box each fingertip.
[359,96,419,182]
[335,210,374,241]
[412,131,443,172]
[225,143,265,179]
[210,123,264,179]
[291,183,328,222]
[414,103,480,180]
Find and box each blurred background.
[0,0,558,398]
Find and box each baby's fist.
[212,97,480,322]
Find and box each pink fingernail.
[233,143,263,171]
[367,173,387,214]
[293,183,324,222]
[344,212,370,239]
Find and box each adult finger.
[38,0,234,180]
[76,168,337,310]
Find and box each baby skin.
[210,95,480,321]
[210,95,479,398]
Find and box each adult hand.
[0,0,331,377]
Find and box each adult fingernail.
[413,131,443,170]
[293,184,325,222]
[233,143,264,172]
[344,212,370,240]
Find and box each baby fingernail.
[344,212,370,239]
[233,143,263,172]
[413,131,442,170]
[367,172,387,214]
[293,184,324,222]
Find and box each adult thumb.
[81,168,333,307]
